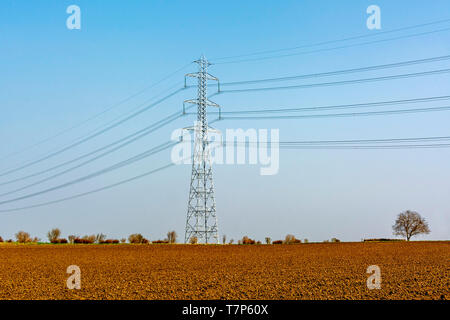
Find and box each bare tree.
[393,210,430,241]
[222,234,227,244]
[15,231,32,243]
[47,228,61,243]
[167,231,177,244]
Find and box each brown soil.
[0,242,448,300]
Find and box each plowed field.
[0,242,448,300]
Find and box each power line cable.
[0,110,188,187]
[277,144,450,149]
[0,140,179,206]
[190,95,450,115]
[0,88,185,179]
[214,26,450,65]
[218,68,450,94]
[212,18,450,61]
[2,134,449,213]
[220,55,450,87]
[0,81,184,176]
[0,114,186,197]
[220,105,450,120]
[223,136,450,145]
[216,138,450,149]
[0,62,192,162]
[0,162,176,214]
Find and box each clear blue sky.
[1,0,449,242]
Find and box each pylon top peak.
[194,55,211,66]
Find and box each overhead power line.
[213,137,450,149]
[220,105,450,120]
[0,140,179,206]
[276,144,450,149]
[0,162,176,214]
[218,68,450,94]
[0,110,188,187]
[0,87,185,179]
[192,95,450,115]
[247,144,450,149]
[220,55,450,87]
[2,133,449,213]
[212,18,450,61]
[0,114,186,198]
[223,136,450,145]
[0,62,192,162]
[213,25,450,64]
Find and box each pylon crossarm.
[184,99,198,105]
[185,73,217,84]
[206,73,219,81]
[206,100,220,108]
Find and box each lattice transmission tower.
[184,55,221,244]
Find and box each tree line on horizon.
[0,210,431,244]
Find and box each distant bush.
[128,233,143,244]
[284,234,301,244]
[128,233,148,244]
[15,231,32,243]
[7,239,13,243]
[331,238,340,243]
[241,236,256,245]
[304,239,309,243]
[83,235,96,243]
[228,239,234,245]
[189,236,198,244]
[0,236,3,242]
[272,240,283,244]
[120,238,126,243]
[364,238,405,242]
[52,238,68,244]
[152,240,169,244]
[256,241,261,245]
[73,235,96,244]
[265,237,271,244]
[100,239,120,244]
[74,238,92,244]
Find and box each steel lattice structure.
[184,56,220,244]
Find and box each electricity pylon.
[184,55,220,244]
